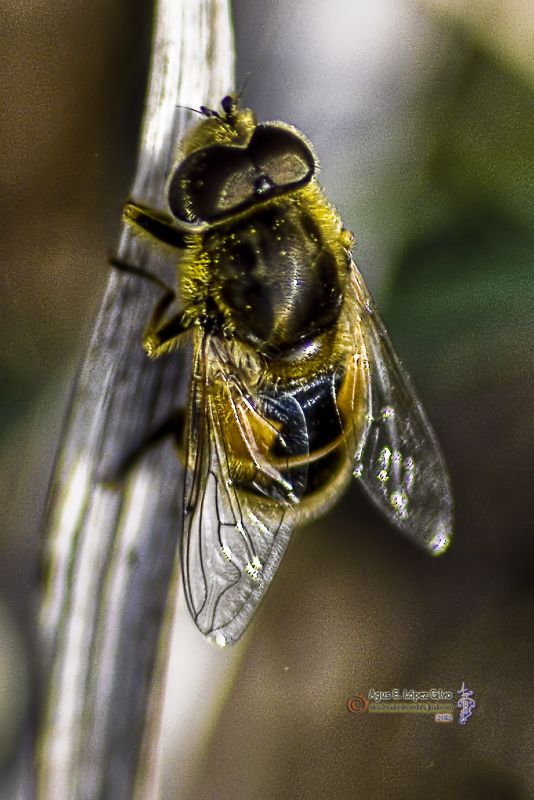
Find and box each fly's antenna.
[179,75,251,123]
[221,74,252,119]
[176,103,202,115]
[221,94,237,119]
[220,72,251,123]
[176,103,220,118]
[199,105,221,118]
[236,72,251,104]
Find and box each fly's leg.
[111,255,195,357]
[104,200,193,482]
[101,409,187,485]
[109,257,174,294]
[141,288,194,358]
[111,199,203,357]
[122,200,187,250]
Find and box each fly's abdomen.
[224,371,354,508]
[275,374,345,495]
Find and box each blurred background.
[1,0,533,797]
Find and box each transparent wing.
[181,331,302,645]
[350,258,453,555]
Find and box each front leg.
[113,198,202,356]
[122,200,187,250]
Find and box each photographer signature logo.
[457,682,476,725]
[347,682,476,725]
[346,694,368,714]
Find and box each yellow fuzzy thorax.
[175,178,355,384]
[177,180,350,309]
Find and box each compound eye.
[168,146,257,225]
[248,125,315,189]
[168,125,316,227]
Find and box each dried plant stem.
[37,2,234,798]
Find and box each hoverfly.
[117,95,453,646]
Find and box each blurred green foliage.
[386,42,534,391]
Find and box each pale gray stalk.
[37,2,234,798]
